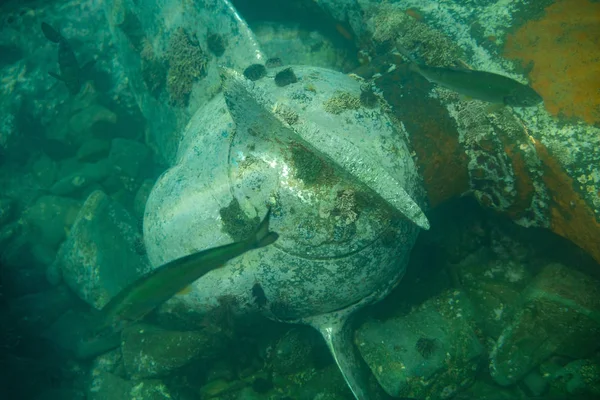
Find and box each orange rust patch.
[504,0,600,124]
[502,140,535,219]
[534,140,600,264]
[412,120,470,207]
[376,64,469,207]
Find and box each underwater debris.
[166,28,208,107]
[265,57,283,68]
[206,32,226,57]
[251,377,273,393]
[274,67,298,87]
[323,91,361,114]
[243,64,267,81]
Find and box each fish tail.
[408,62,420,73]
[41,22,64,43]
[252,206,279,248]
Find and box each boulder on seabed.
[356,290,483,399]
[121,323,226,379]
[52,190,148,309]
[23,195,82,249]
[88,370,174,400]
[490,263,600,386]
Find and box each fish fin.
[41,22,64,43]
[453,60,473,70]
[177,285,193,295]
[80,60,96,76]
[48,71,64,81]
[252,206,279,248]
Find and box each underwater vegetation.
[166,28,208,106]
[504,0,600,124]
[140,41,167,98]
[323,91,361,114]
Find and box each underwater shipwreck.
[0,0,599,399]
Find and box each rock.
[30,243,57,266]
[23,195,82,249]
[53,190,148,309]
[271,326,322,375]
[76,139,111,162]
[0,196,15,225]
[109,138,152,180]
[522,369,549,397]
[66,104,118,147]
[490,263,600,386]
[88,370,133,400]
[42,310,120,360]
[455,380,522,400]
[356,290,484,398]
[43,310,92,354]
[0,221,20,247]
[34,388,85,400]
[46,261,62,286]
[271,363,352,400]
[31,154,58,188]
[8,286,73,334]
[50,159,112,196]
[551,358,600,397]
[199,379,246,399]
[458,251,530,338]
[91,348,125,375]
[121,323,225,379]
[0,247,49,296]
[129,380,174,400]
[133,179,154,221]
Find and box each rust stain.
[534,140,600,264]
[376,65,469,207]
[504,0,600,124]
[502,140,535,219]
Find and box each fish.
[398,48,543,107]
[94,207,279,334]
[41,22,96,95]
